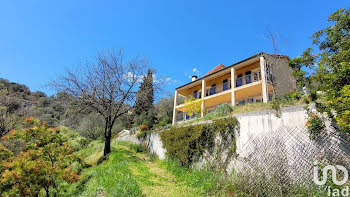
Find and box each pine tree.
[134,69,155,125]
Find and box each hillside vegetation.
[0,7,349,197]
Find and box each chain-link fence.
[233,124,350,196]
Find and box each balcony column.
[201,79,206,117]
[260,56,268,103]
[231,68,236,106]
[172,90,178,125]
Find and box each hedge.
[160,117,238,167]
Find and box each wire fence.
[233,124,350,196]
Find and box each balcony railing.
[205,81,231,97]
[236,77,243,87]
[236,71,261,87]
[176,70,263,106]
[245,74,252,84]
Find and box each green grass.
[63,139,329,197]
[64,140,142,197]
[76,139,105,165]
[161,160,236,196]
[65,140,237,197]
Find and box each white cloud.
[192,67,200,75]
[122,72,145,83]
[186,67,200,79]
[123,73,177,85]
[162,77,176,84]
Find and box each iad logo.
[313,161,348,186]
[313,161,349,196]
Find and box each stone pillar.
[260,56,268,103]
[231,68,236,106]
[201,79,206,117]
[172,90,178,125]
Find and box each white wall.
[117,105,350,181]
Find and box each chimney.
[192,75,198,82]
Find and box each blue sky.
[0,1,348,96]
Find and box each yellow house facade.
[172,52,296,124]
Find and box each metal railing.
[205,81,231,97]
[245,74,252,84]
[236,77,243,87]
[236,71,261,87]
[176,70,263,105]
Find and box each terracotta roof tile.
[203,64,225,77]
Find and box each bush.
[160,117,238,167]
[60,126,90,151]
[272,100,282,118]
[140,124,149,131]
[0,118,83,197]
[306,113,325,139]
[136,129,152,139]
[213,103,233,116]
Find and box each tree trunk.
[103,122,112,156]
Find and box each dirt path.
[116,143,203,197]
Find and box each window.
[245,71,251,84]
[238,100,245,105]
[193,90,198,99]
[247,98,254,103]
[236,74,243,87]
[198,91,202,99]
[210,84,216,95]
[253,71,261,81]
[223,79,228,91]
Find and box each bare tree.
[51,49,147,156]
[263,27,292,100]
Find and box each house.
[172,52,296,124]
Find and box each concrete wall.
[234,105,308,156]
[264,54,296,96]
[117,105,350,181]
[118,105,310,160]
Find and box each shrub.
[285,89,302,101]
[306,113,325,139]
[160,117,238,167]
[60,126,90,151]
[0,118,83,196]
[140,124,149,131]
[213,103,233,116]
[183,96,203,117]
[136,129,152,139]
[272,100,282,118]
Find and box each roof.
[271,54,290,60]
[175,52,290,90]
[202,64,225,77]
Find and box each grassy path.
[122,143,205,197]
[70,140,233,197]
